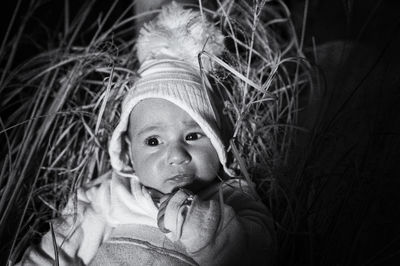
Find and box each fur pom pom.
[137,1,224,71]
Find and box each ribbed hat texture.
[108,2,232,177]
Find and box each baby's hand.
[157,193,174,233]
[156,188,194,235]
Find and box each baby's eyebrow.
[136,125,162,137]
[182,120,200,126]
[135,121,201,136]
[183,121,202,129]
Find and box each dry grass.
[0,0,315,264]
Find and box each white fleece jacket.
[17,171,275,265]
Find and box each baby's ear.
[121,133,135,170]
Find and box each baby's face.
[127,98,220,194]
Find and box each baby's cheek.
[197,152,220,178]
[206,148,220,169]
[136,156,159,184]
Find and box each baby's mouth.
[166,174,195,188]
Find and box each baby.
[18,2,274,265]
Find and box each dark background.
[290,1,400,265]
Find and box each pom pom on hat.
[137,1,224,71]
[109,2,234,178]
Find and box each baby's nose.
[167,143,191,165]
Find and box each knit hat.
[109,2,233,177]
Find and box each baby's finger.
[157,193,175,233]
[157,205,166,221]
[157,207,170,233]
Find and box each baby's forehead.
[128,98,202,135]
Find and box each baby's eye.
[145,136,161,146]
[185,132,203,141]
